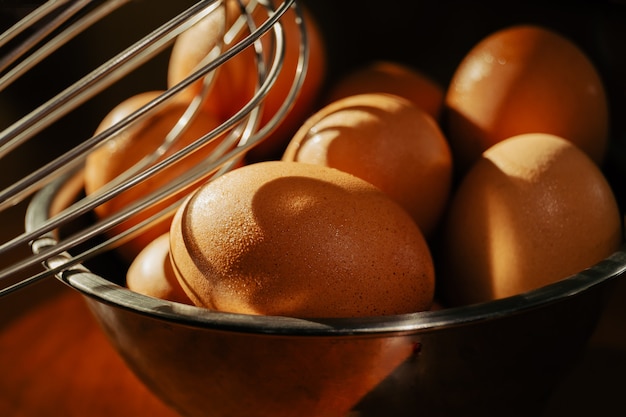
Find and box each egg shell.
[169,160,435,318]
[324,60,445,121]
[126,233,192,304]
[445,24,609,174]
[84,91,226,261]
[440,133,622,306]
[168,1,327,162]
[166,1,227,100]
[282,93,453,238]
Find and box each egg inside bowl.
[18,1,626,416]
[26,166,626,417]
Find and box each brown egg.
[168,0,327,161]
[169,160,435,318]
[166,1,227,102]
[282,93,453,238]
[84,91,226,261]
[325,60,445,121]
[440,133,622,306]
[126,233,192,304]
[445,24,609,174]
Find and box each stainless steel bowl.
[21,1,626,416]
[26,170,626,417]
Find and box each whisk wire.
[0,0,224,210]
[0,0,69,48]
[0,0,280,261]
[0,0,131,90]
[0,0,305,296]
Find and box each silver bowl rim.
[26,169,626,337]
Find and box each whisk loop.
[0,0,308,296]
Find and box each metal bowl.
[22,2,626,416]
[26,170,626,417]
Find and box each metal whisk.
[0,0,309,296]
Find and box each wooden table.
[0,279,179,417]
[1,275,625,417]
